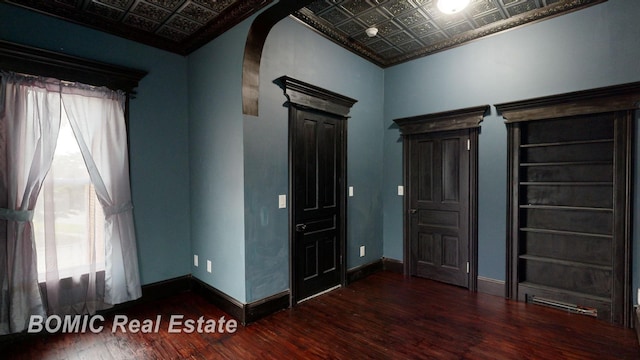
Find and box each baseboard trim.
[141,275,192,302]
[100,274,193,314]
[190,277,246,325]
[346,259,383,284]
[382,258,404,274]
[0,275,193,343]
[190,277,291,326]
[245,291,290,325]
[7,261,428,340]
[477,276,505,297]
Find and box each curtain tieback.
[104,201,133,216]
[0,208,34,222]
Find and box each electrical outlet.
[194,255,198,267]
[207,260,212,273]
[359,245,365,257]
[278,194,286,209]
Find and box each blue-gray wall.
[244,17,385,302]
[188,16,252,303]
[0,4,192,285]
[3,0,640,306]
[383,0,640,297]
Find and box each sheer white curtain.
[0,72,60,334]
[61,84,141,306]
[0,71,141,334]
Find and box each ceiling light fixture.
[365,27,378,37]
[436,0,470,14]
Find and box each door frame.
[277,76,357,305]
[394,105,489,291]
[495,82,640,327]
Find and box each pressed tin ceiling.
[2,0,605,65]
[2,0,275,55]
[292,0,607,67]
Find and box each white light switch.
[278,194,286,209]
[207,260,212,273]
[349,186,354,197]
[359,246,365,257]
[194,255,198,267]
[398,185,404,196]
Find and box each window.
[32,111,105,282]
[1,41,146,334]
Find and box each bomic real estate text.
[27,314,238,334]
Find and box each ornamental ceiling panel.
[2,0,606,66]
[2,0,274,55]
[292,0,606,67]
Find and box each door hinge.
[466,138,470,151]
[466,262,470,274]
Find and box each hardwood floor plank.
[1,271,638,359]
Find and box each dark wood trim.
[190,277,245,325]
[0,40,146,93]
[182,0,274,55]
[382,258,404,274]
[468,127,480,292]
[477,276,506,298]
[495,81,640,123]
[5,0,273,56]
[245,291,290,325]
[130,276,289,326]
[241,0,315,116]
[505,122,521,300]
[54,275,193,317]
[275,76,358,117]
[0,40,144,166]
[402,134,411,277]
[341,113,349,292]
[613,111,633,326]
[394,106,488,290]
[394,105,489,135]
[139,275,192,303]
[346,259,383,285]
[280,76,356,306]
[499,83,637,327]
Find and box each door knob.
[296,223,307,232]
[409,209,417,214]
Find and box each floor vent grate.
[528,295,597,318]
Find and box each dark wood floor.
[2,271,639,359]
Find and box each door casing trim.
[277,76,357,306]
[394,105,488,292]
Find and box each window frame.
[0,40,147,137]
[0,40,146,286]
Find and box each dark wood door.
[292,108,344,303]
[409,129,469,288]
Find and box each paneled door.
[408,129,470,288]
[279,76,356,305]
[292,108,345,303]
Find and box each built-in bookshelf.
[496,82,639,327]
[517,114,615,320]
